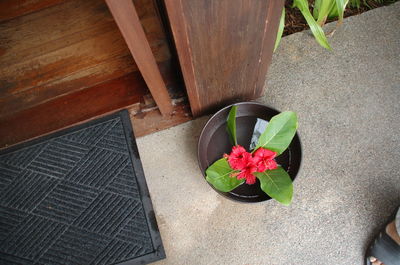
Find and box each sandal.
[365,206,400,265]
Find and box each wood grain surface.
[0,0,187,148]
[0,0,172,117]
[164,0,284,116]
[0,0,67,22]
[0,72,146,148]
[106,0,173,116]
[0,71,191,149]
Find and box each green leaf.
[293,0,332,50]
[254,167,293,205]
[206,158,244,192]
[313,0,321,19]
[313,0,336,25]
[274,8,285,52]
[226,106,237,146]
[332,0,348,22]
[254,111,298,155]
[349,0,360,9]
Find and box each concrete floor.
[137,3,400,264]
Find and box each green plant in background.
[294,0,334,50]
[274,8,286,52]
[349,0,361,8]
[274,0,388,50]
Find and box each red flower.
[225,145,257,184]
[224,146,278,185]
[225,145,249,170]
[237,161,258,184]
[253,148,278,172]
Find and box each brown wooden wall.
[164,0,284,116]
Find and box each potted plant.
[198,102,302,204]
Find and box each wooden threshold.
[0,72,192,149]
[130,100,191,137]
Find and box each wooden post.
[164,0,284,116]
[106,0,173,116]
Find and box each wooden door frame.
[106,0,173,117]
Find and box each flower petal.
[245,172,256,184]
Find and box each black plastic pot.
[198,102,302,203]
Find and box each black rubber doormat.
[0,110,165,265]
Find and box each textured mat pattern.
[0,112,162,265]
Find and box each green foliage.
[274,8,286,52]
[254,111,298,155]
[274,0,387,50]
[313,0,336,24]
[254,167,293,206]
[349,0,361,8]
[293,0,332,50]
[333,0,348,22]
[226,105,237,146]
[205,158,244,192]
